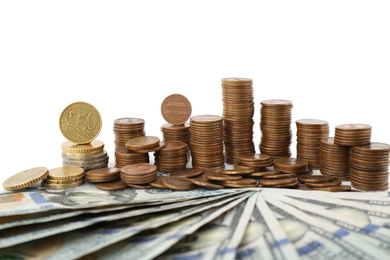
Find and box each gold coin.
[41,178,85,189]
[161,94,192,125]
[48,166,85,180]
[61,140,104,153]
[59,101,102,144]
[3,167,49,191]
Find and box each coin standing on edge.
[161,94,192,125]
[3,167,49,191]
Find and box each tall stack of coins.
[350,142,390,191]
[319,137,351,180]
[41,166,85,189]
[296,119,329,169]
[113,118,146,149]
[222,78,255,164]
[61,140,109,171]
[190,115,225,170]
[154,141,189,172]
[260,99,293,159]
[334,124,372,146]
[161,123,191,148]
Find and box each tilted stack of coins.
[259,99,293,159]
[59,102,108,171]
[41,166,85,189]
[154,140,189,172]
[61,140,109,171]
[222,78,255,164]
[113,118,147,167]
[161,123,191,149]
[350,142,390,191]
[190,115,225,170]
[125,136,165,169]
[334,124,372,146]
[319,137,351,181]
[120,163,158,189]
[296,119,329,169]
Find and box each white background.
[1,1,389,189]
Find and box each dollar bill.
[0,191,252,249]
[236,193,301,260]
[0,192,255,259]
[0,183,256,217]
[263,192,388,260]
[155,192,258,260]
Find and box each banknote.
[236,193,300,260]
[263,192,388,260]
[0,182,256,217]
[0,192,255,259]
[0,191,252,249]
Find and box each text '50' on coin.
[59,101,102,144]
[161,94,192,125]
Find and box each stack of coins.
[61,140,109,171]
[273,157,309,174]
[259,99,293,159]
[113,118,146,149]
[297,174,351,191]
[222,78,255,164]
[114,147,150,168]
[236,154,273,170]
[296,119,329,169]
[126,136,165,153]
[190,115,225,170]
[154,141,189,172]
[350,142,390,191]
[319,137,351,180]
[41,166,85,189]
[120,163,157,189]
[258,173,299,189]
[85,168,121,183]
[334,124,372,146]
[161,123,191,148]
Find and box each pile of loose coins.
[259,99,293,159]
[190,115,225,170]
[222,78,255,164]
[350,142,390,191]
[319,137,351,181]
[154,140,189,172]
[41,166,85,189]
[296,119,329,170]
[61,140,109,171]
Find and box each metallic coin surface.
[59,101,102,144]
[3,167,49,191]
[41,178,85,189]
[170,168,203,178]
[121,163,157,176]
[189,175,225,189]
[161,176,197,191]
[96,180,128,191]
[161,94,192,125]
[48,166,85,180]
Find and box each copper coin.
[126,136,160,150]
[223,178,257,185]
[262,173,296,179]
[161,176,197,191]
[161,94,192,125]
[248,170,280,177]
[297,183,312,190]
[190,115,223,124]
[266,180,300,188]
[221,169,255,175]
[86,167,120,176]
[297,175,334,183]
[189,175,225,189]
[96,180,128,191]
[261,99,293,107]
[170,168,204,178]
[121,163,157,176]
[148,176,167,189]
[205,171,243,181]
[258,177,297,186]
[311,185,352,192]
[305,179,342,188]
[335,124,372,131]
[273,158,308,169]
[127,183,153,189]
[158,140,187,152]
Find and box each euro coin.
[3,167,49,191]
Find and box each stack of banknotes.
[0,184,389,259]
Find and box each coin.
[305,179,342,188]
[220,169,255,175]
[266,180,300,188]
[161,94,192,125]
[258,177,297,186]
[59,101,102,144]
[96,180,128,191]
[126,136,161,151]
[334,124,371,146]
[41,178,85,189]
[61,140,104,153]
[262,173,296,179]
[189,175,225,189]
[311,185,352,192]
[85,168,121,183]
[47,166,85,180]
[121,163,157,176]
[3,167,49,191]
[170,168,203,178]
[161,176,197,191]
[273,158,309,174]
[149,176,167,189]
[205,171,243,181]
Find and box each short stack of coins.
[297,173,351,192]
[221,78,255,164]
[113,118,147,167]
[334,124,372,146]
[160,123,191,149]
[236,154,273,171]
[296,119,329,169]
[350,142,390,191]
[190,115,225,170]
[41,166,85,189]
[120,163,157,189]
[154,140,189,172]
[259,99,293,159]
[273,157,309,175]
[61,140,109,171]
[319,137,351,180]
[85,167,121,183]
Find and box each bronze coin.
[223,178,257,185]
[311,185,352,192]
[121,163,157,176]
[189,175,225,189]
[248,170,280,177]
[158,140,187,152]
[190,115,223,124]
[353,142,390,153]
[273,157,308,169]
[266,180,300,188]
[220,169,255,175]
[96,180,128,191]
[87,167,121,176]
[258,177,297,186]
[149,176,167,189]
[127,183,153,189]
[126,136,160,150]
[297,175,334,183]
[297,183,312,190]
[205,171,242,181]
[335,124,372,131]
[261,99,293,107]
[161,176,197,191]
[305,179,342,188]
[170,168,204,178]
[161,94,192,125]
[262,173,296,179]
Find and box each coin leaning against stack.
[222,78,255,164]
